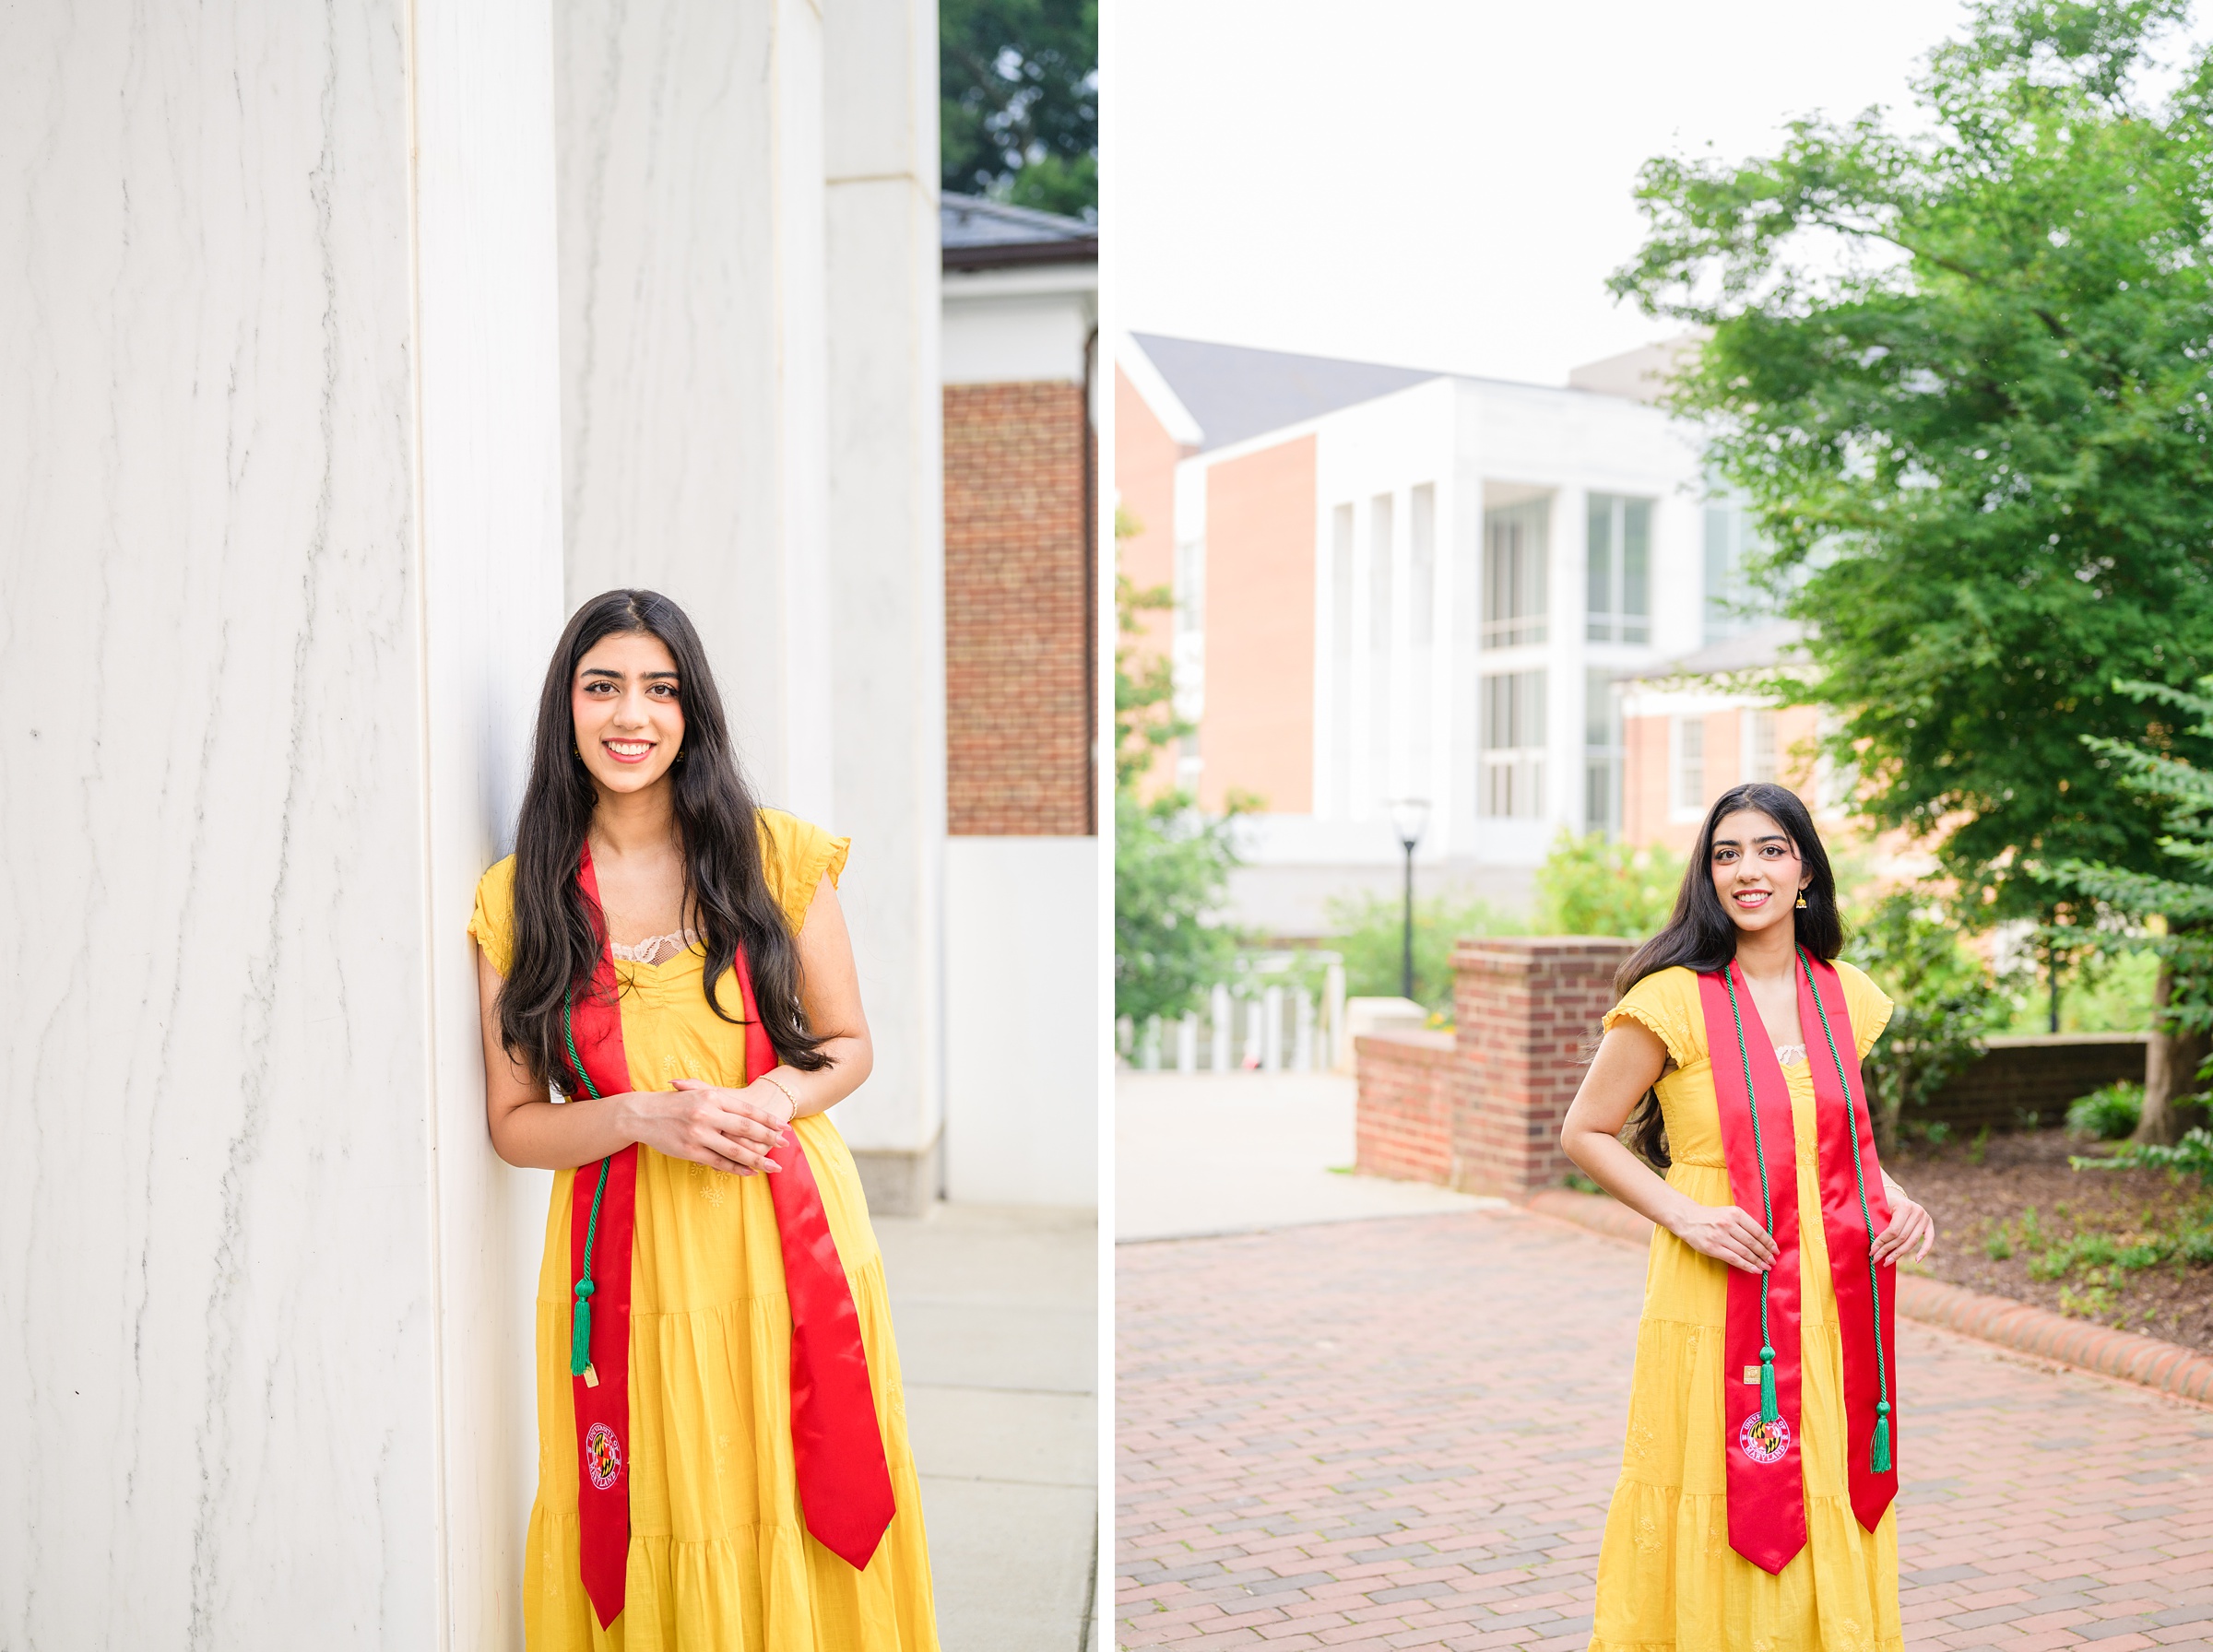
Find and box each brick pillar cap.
[1450,935,1640,969]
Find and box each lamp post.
[1389,797,1431,1003]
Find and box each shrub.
[2066,1082,2145,1142]
[1532,832,1685,938]
[1324,891,1521,1017]
[1845,891,2005,1149]
[2077,1127,2213,1188]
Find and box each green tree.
[1611,0,2213,932]
[1112,518,1239,1023]
[1844,891,2010,1149]
[2044,677,2213,1140]
[941,0,1097,218]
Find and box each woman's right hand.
[618,1086,780,1176]
[1667,1199,1779,1274]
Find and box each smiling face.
[572,631,685,796]
[1709,808,1810,938]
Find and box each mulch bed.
[1893,1127,2213,1356]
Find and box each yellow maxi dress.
[1591,961,1897,1652]
[470,809,939,1651]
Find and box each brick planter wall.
[1450,937,1636,1197]
[1923,1032,2150,1133]
[1354,1029,1457,1184]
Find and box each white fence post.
[1140,1014,1163,1071]
[1177,1012,1199,1073]
[1324,962,1347,1070]
[1294,988,1315,1071]
[1212,984,1233,1071]
[1261,985,1284,1071]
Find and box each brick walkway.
[1117,1209,2213,1650]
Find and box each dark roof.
[1129,335,1441,453]
[941,194,1097,272]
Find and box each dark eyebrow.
[579,667,680,681]
[1711,833,1792,849]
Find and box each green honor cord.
[563,992,612,1379]
[1801,950,1894,1474]
[1720,968,1783,1429]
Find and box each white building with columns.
[1118,333,1760,935]
[0,3,1086,1646]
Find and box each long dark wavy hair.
[497,589,829,1092]
[1615,782,1844,1169]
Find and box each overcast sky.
[1110,0,1989,385]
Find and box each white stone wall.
[553,0,949,1201]
[0,2,562,1645]
[944,839,1102,1207]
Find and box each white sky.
[1110,0,1989,385]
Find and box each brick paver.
[1118,1209,2213,1650]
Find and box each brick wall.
[1924,1033,2149,1133]
[943,380,1095,835]
[1354,1029,1457,1184]
[1451,938,1636,1196]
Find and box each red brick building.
[937,195,1099,1206]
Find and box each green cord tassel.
[1758,1345,1780,1426]
[1870,1400,1892,1473]
[570,1279,596,1376]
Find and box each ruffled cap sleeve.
[467,855,518,977]
[756,808,850,935]
[1602,966,1704,1070]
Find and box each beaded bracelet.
[758,1072,801,1128]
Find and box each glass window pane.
[1587,494,1613,621]
[1622,501,1650,620]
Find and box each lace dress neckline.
[609,929,700,965]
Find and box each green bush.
[1533,832,1685,938]
[2066,1082,2144,1142]
[1324,891,1521,1017]
[2077,1127,2213,1189]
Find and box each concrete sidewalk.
[877,1201,1099,1650]
[1118,1072,1494,1243]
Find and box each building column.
[552,0,836,817]
[0,2,562,1643]
[824,0,948,1210]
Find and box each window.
[1481,669,1546,818]
[1405,485,1437,797]
[1746,709,1778,784]
[1483,500,1547,647]
[1587,494,1651,644]
[1369,494,1395,808]
[1330,504,1355,813]
[1702,497,1774,644]
[1584,667,1622,835]
[1674,716,1707,816]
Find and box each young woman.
[471,589,937,1649]
[1561,782,1936,1652]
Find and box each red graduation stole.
[1698,950,1899,1575]
[562,844,897,1629]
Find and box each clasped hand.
[625,1079,791,1176]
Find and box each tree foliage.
[1844,891,2011,1147]
[1533,832,1686,939]
[1613,0,2213,922]
[1112,525,1238,1024]
[941,0,1097,218]
[2043,676,2213,1135]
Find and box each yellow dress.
[1591,961,1897,1652]
[470,809,939,1651]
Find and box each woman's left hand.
[1870,1189,1936,1265]
[670,1078,792,1162]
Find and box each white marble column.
[552,0,835,819]
[824,0,948,1208]
[553,0,947,1210]
[0,2,562,1645]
